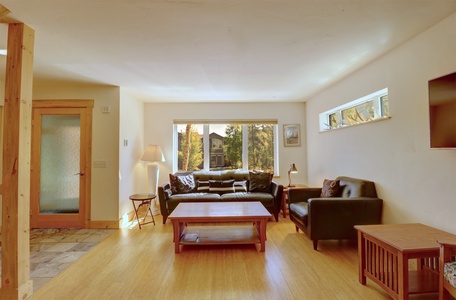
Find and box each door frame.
[31,99,93,228]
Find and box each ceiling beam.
[0,5,10,20]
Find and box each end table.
[129,193,156,229]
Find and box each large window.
[319,88,389,131]
[174,121,278,173]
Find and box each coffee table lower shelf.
[179,225,261,248]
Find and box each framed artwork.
[283,124,301,147]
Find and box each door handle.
[74,172,85,176]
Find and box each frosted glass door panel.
[40,115,80,214]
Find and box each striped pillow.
[234,180,247,192]
[197,180,210,192]
[209,180,235,194]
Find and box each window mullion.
[242,124,248,169]
[203,124,210,170]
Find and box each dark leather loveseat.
[158,170,283,224]
[288,176,383,250]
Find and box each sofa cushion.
[234,180,247,192]
[290,202,308,225]
[196,180,210,192]
[209,180,235,194]
[168,193,221,202]
[169,173,195,194]
[249,171,273,192]
[337,176,378,198]
[320,179,340,197]
[221,192,274,206]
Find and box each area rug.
[0,228,116,291]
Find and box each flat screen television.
[428,72,456,148]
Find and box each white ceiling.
[1,0,455,103]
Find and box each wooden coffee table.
[355,223,456,300]
[168,202,272,253]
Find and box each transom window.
[320,88,389,131]
[173,121,278,173]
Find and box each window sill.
[319,116,391,133]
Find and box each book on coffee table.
[181,233,200,243]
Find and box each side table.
[129,193,156,229]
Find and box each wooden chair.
[438,240,456,300]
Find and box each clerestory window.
[319,88,389,131]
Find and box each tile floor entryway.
[0,228,115,291]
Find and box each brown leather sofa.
[287,176,383,250]
[158,170,283,224]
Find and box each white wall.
[33,84,121,222]
[306,14,456,234]
[143,102,308,187]
[119,88,146,220]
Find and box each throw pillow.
[234,180,247,192]
[209,180,235,194]
[320,179,340,197]
[249,171,273,193]
[197,180,210,192]
[169,173,195,194]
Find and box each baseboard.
[89,208,149,229]
[89,220,119,229]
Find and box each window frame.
[173,121,279,174]
[319,88,389,131]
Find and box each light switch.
[93,160,107,168]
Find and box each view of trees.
[247,124,274,172]
[178,123,275,172]
[178,124,203,171]
[223,125,242,169]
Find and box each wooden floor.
[30,215,438,300]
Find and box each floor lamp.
[141,144,165,215]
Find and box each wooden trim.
[1,22,35,300]
[173,119,278,124]
[0,5,10,20]
[33,99,94,108]
[89,220,119,229]
[0,107,2,196]
[30,100,94,229]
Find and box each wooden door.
[31,100,93,228]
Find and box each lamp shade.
[141,145,165,162]
[289,163,298,173]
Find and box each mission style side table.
[129,193,156,229]
[355,223,456,300]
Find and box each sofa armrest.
[287,187,322,205]
[307,197,383,240]
[270,181,283,214]
[158,183,171,219]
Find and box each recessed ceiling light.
[0,49,7,55]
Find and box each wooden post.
[1,23,35,300]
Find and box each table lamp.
[141,144,165,215]
[288,163,298,187]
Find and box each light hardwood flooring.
[30,215,439,300]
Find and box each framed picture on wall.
[283,124,301,147]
